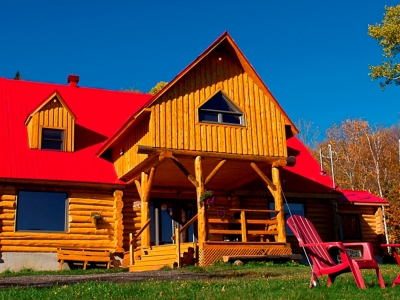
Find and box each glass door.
[150,199,197,245]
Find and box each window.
[198,91,244,125]
[339,213,361,240]
[16,191,68,232]
[41,128,64,150]
[269,202,304,236]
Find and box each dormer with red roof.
[25,90,76,152]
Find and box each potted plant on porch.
[199,190,215,208]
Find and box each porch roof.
[337,190,389,206]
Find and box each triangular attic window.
[198,91,244,125]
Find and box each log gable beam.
[250,162,276,195]
[126,151,170,186]
[204,160,226,186]
[250,162,287,243]
[170,155,199,187]
[137,145,294,164]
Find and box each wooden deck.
[199,241,292,266]
[125,241,292,271]
[128,243,196,272]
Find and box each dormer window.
[25,91,76,152]
[41,128,65,150]
[198,91,244,125]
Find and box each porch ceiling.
[125,155,273,191]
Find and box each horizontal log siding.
[337,205,383,254]
[305,199,335,242]
[150,49,288,158]
[0,190,118,252]
[27,98,75,151]
[122,198,142,250]
[113,116,151,178]
[207,195,231,241]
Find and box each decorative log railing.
[129,218,152,265]
[170,214,198,268]
[171,214,198,241]
[207,209,278,242]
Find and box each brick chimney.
[67,74,79,88]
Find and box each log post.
[272,167,286,243]
[129,233,133,266]
[195,156,206,245]
[241,211,247,242]
[175,227,180,268]
[113,190,124,252]
[140,172,151,249]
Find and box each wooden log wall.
[113,116,151,178]
[337,204,383,254]
[207,194,231,241]
[150,46,288,156]
[26,96,75,151]
[113,42,288,179]
[121,197,142,250]
[0,187,120,253]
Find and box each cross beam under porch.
[127,148,295,265]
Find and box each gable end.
[25,91,76,152]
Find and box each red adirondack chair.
[287,215,385,289]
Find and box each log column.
[113,190,124,252]
[195,156,206,244]
[140,172,150,248]
[272,167,286,243]
[135,168,156,249]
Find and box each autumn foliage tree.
[313,119,400,241]
[368,5,400,89]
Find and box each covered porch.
[123,147,295,270]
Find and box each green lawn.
[1,263,400,299]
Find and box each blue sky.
[0,1,398,138]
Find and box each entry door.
[150,200,197,245]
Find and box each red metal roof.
[0,77,152,185]
[282,137,388,204]
[338,190,389,205]
[281,136,336,193]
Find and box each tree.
[314,119,400,241]
[294,118,320,150]
[149,81,168,95]
[14,71,20,80]
[368,5,400,89]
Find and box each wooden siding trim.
[96,108,151,156]
[26,95,75,152]
[24,91,76,125]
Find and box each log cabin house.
[0,32,388,271]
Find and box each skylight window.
[198,91,244,125]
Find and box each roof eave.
[96,108,152,156]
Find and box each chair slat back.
[287,215,335,268]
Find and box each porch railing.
[171,214,198,268]
[171,214,198,241]
[129,218,152,265]
[208,209,278,242]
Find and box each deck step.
[138,254,177,262]
[134,258,177,266]
[128,244,196,272]
[129,263,174,272]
